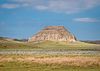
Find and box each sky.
[0,0,100,40]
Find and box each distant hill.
[81,40,100,44]
[13,39,28,42]
[0,37,28,42]
[0,37,13,42]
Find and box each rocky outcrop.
[28,26,76,42]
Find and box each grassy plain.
[0,61,99,71]
[0,38,100,71]
[0,54,100,71]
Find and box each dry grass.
[0,55,100,67]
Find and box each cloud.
[35,5,48,10]
[0,4,20,9]
[2,0,100,13]
[74,18,99,23]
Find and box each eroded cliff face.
[28,26,76,42]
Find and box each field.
[1,61,99,71]
[0,38,100,71]
[0,55,100,71]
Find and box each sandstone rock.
[28,26,76,42]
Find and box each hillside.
[0,37,100,50]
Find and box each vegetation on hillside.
[0,37,100,50]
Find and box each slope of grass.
[0,39,100,50]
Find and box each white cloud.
[2,0,100,13]
[33,0,100,14]
[35,5,48,10]
[0,4,20,9]
[83,0,100,9]
[38,0,81,14]
[74,18,99,23]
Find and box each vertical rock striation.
[28,26,76,42]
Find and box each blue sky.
[0,0,100,40]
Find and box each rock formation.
[28,26,76,42]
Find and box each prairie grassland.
[0,55,100,67]
[0,55,100,71]
[0,61,100,71]
[0,40,100,71]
